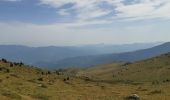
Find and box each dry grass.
[0,53,170,100]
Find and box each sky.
[0,0,170,46]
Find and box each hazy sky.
[0,0,170,46]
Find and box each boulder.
[125,94,140,100]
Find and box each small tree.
[67,77,69,80]
[10,63,14,67]
[1,58,7,63]
[19,62,24,66]
[47,71,51,74]
[6,69,10,73]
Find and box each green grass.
[0,53,170,100]
[0,89,22,100]
[79,53,170,83]
[30,93,50,100]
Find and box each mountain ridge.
[0,43,160,68]
[51,42,170,68]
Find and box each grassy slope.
[0,60,127,100]
[80,53,170,82]
[76,62,124,80]
[75,53,170,100]
[0,53,170,100]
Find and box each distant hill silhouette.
[51,42,170,68]
[0,43,159,68]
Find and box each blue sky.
[0,0,170,46]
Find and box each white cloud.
[39,0,170,24]
[40,0,113,21]
[114,0,170,20]
[0,21,170,46]
[0,0,169,46]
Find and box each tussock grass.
[0,53,170,100]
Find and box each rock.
[38,84,47,88]
[37,77,43,81]
[125,94,140,100]
[38,84,43,87]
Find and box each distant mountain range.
[51,42,170,68]
[0,43,160,68]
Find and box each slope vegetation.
[1,54,170,100]
[79,53,170,83]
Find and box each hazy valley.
[1,0,170,99]
[0,43,170,100]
